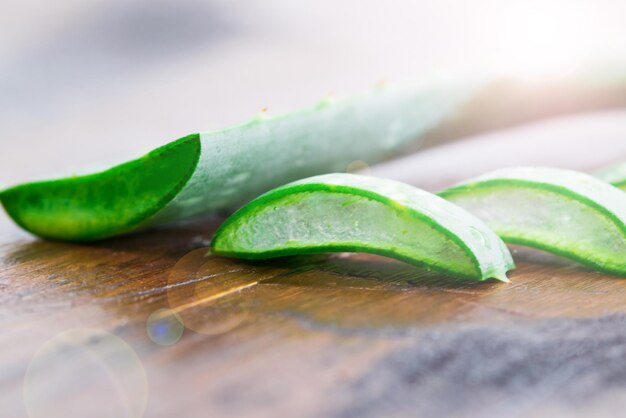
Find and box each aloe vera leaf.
[211,173,514,282]
[439,167,626,276]
[0,84,480,241]
[594,163,626,190]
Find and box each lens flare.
[146,308,184,346]
[23,328,148,418]
[346,160,371,174]
[166,249,255,336]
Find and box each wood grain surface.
[2,113,626,418]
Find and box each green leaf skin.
[211,174,514,282]
[595,162,626,191]
[0,136,200,241]
[0,84,479,241]
[439,167,626,276]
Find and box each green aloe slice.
[0,84,478,241]
[595,162,626,191]
[439,167,626,276]
[211,174,514,282]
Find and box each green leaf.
[211,173,514,282]
[0,84,478,241]
[440,167,626,276]
[595,162,626,191]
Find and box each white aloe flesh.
[212,174,514,282]
[440,167,626,276]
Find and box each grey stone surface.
[336,315,626,418]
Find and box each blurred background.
[1,0,626,186]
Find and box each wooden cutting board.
[2,113,626,418]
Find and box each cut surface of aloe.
[595,162,626,191]
[0,84,478,241]
[211,174,514,281]
[440,167,626,276]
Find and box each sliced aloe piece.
[439,167,626,276]
[595,162,626,191]
[0,84,479,241]
[211,174,514,282]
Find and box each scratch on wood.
[172,281,260,313]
